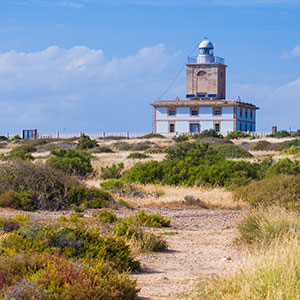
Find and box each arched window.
[197,71,206,76]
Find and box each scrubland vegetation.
[1,132,300,298]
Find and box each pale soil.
[130,208,245,300]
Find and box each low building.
[151,38,259,135]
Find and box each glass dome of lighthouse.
[197,38,215,63]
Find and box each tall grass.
[197,207,300,299]
[197,236,300,300]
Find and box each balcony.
[187,56,225,64]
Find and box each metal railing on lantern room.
[187,56,225,64]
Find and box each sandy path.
[131,208,244,300]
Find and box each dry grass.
[91,152,166,176]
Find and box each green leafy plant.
[49,149,93,176]
[225,131,250,139]
[96,210,118,223]
[101,163,124,179]
[76,134,98,150]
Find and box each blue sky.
[0,0,300,132]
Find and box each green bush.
[49,149,93,176]
[127,152,150,159]
[96,210,118,223]
[233,174,300,210]
[2,224,140,271]
[67,186,111,209]
[101,163,124,179]
[137,133,165,139]
[100,179,126,191]
[0,161,85,211]
[0,214,30,232]
[280,146,300,155]
[0,252,138,299]
[118,199,133,209]
[237,208,300,245]
[134,210,171,227]
[267,158,300,176]
[226,131,250,139]
[249,140,284,151]
[0,136,8,141]
[267,130,291,138]
[7,145,37,160]
[124,143,262,187]
[192,129,223,139]
[11,134,21,141]
[210,143,253,158]
[76,134,98,150]
[173,134,189,142]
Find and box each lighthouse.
[186,38,226,100]
[151,38,259,134]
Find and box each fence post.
[126,131,129,139]
[103,132,105,139]
[56,132,59,139]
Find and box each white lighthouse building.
[151,38,259,135]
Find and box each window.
[190,123,200,133]
[240,108,243,118]
[191,108,198,116]
[168,108,176,116]
[214,123,220,132]
[169,123,175,133]
[250,110,253,119]
[245,109,248,118]
[197,71,206,76]
[213,107,222,116]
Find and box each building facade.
[152,38,259,135]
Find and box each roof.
[199,39,214,49]
[151,99,259,110]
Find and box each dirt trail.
[131,208,244,300]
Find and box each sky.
[0,0,300,133]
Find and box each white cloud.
[282,43,300,58]
[0,44,176,131]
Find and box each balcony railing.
[187,56,225,64]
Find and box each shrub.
[267,158,300,176]
[93,146,114,153]
[280,146,300,155]
[133,210,171,227]
[210,143,253,158]
[96,210,118,223]
[233,174,300,210]
[127,152,150,159]
[192,129,223,139]
[118,199,133,209]
[225,131,250,139]
[2,225,140,271]
[8,145,37,160]
[197,237,300,300]
[100,179,126,191]
[0,253,139,299]
[76,134,98,150]
[137,133,165,139]
[237,207,300,245]
[173,134,189,142]
[0,136,8,141]
[0,161,80,210]
[67,186,111,209]
[49,149,93,176]
[267,130,291,138]
[0,214,30,232]
[124,143,262,187]
[11,134,21,141]
[249,140,284,151]
[284,139,300,149]
[101,163,124,179]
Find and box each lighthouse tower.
[186,38,226,100]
